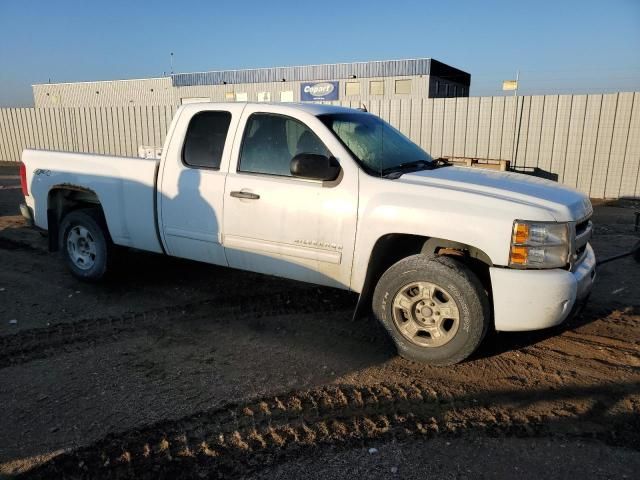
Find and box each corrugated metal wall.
[0,105,177,159]
[33,78,174,108]
[1,93,639,199]
[171,58,435,86]
[173,75,432,104]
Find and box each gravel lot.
[0,163,638,479]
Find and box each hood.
[400,166,593,222]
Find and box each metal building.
[32,58,470,107]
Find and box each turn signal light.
[513,223,529,244]
[510,245,528,265]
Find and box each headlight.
[509,221,570,269]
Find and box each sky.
[0,0,639,106]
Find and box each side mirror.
[290,153,340,181]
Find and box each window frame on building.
[370,80,384,96]
[280,90,294,102]
[394,79,412,95]
[345,82,361,96]
[257,92,271,102]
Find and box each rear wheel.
[59,208,112,281]
[372,254,490,366]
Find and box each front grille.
[575,218,591,238]
[571,215,592,269]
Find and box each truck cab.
[158,103,359,290]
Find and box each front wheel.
[372,254,490,366]
[59,208,113,282]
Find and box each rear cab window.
[182,111,232,169]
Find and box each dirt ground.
[0,162,639,479]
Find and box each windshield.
[318,112,433,176]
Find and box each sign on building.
[502,80,518,91]
[301,81,339,101]
[257,92,271,102]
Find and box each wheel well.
[353,234,493,320]
[47,186,104,252]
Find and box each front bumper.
[490,243,596,331]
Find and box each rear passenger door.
[223,106,359,289]
[158,104,244,265]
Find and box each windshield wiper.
[381,160,434,178]
[382,160,431,173]
[382,158,453,178]
[434,157,452,167]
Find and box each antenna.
[170,52,174,74]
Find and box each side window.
[182,111,231,169]
[239,114,330,177]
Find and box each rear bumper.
[490,244,596,331]
[20,202,34,227]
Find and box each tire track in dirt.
[561,331,640,355]
[21,380,640,479]
[517,309,640,377]
[0,289,363,369]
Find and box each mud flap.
[352,292,371,321]
[47,208,59,252]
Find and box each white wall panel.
[442,98,456,156]
[576,95,603,195]
[453,97,468,157]
[550,95,572,182]
[604,92,633,198]
[620,93,640,197]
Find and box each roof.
[181,102,362,116]
[172,58,470,87]
[33,77,169,87]
[277,102,362,115]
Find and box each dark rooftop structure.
[171,58,470,89]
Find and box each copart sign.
[300,81,339,101]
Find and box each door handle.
[230,190,260,200]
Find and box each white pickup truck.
[19,102,596,365]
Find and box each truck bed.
[22,149,163,253]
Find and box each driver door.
[223,108,358,289]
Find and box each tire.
[59,208,113,282]
[372,254,490,366]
